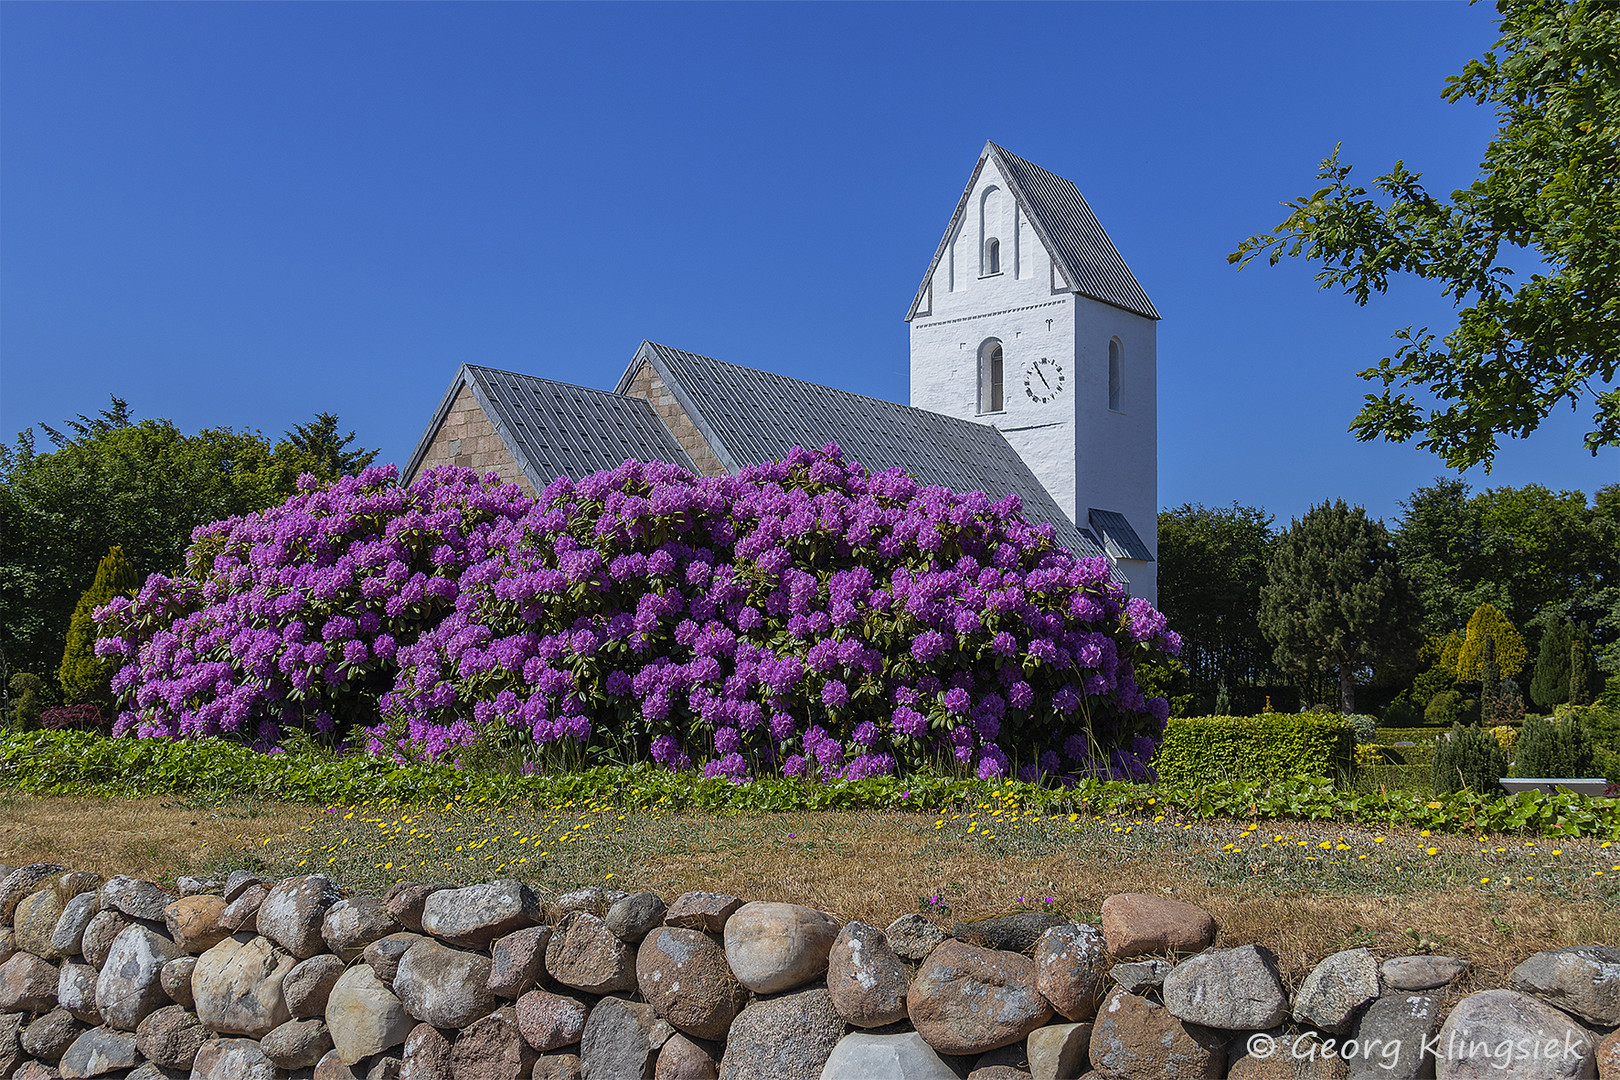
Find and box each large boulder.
[514,990,589,1053]
[22,1009,85,1063]
[162,896,232,954]
[14,887,69,959]
[261,1018,335,1070]
[1163,945,1288,1031]
[1088,987,1224,1080]
[825,922,908,1029]
[256,876,343,959]
[578,996,664,1080]
[487,926,549,1000]
[636,927,748,1041]
[325,963,414,1065]
[190,1037,279,1080]
[718,988,845,1080]
[97,877,175,923]
[94,924,179,1030]
[723,902,840,995]
[57,1026,138,1079]
[817,1032,956,1080]
[1435,989,1594,1080]
[906,940,1051,1056]
[664,893,743,935]
[78,911,130,970]
[419,882,539,949]
[1511,946,1620,1027]
[448,1007,536,1080]
[1099,894,1216,959]
[1294,948,1381,1035]
[393,938,496,1029]
[286,954,348,1019]
[192,934,295,1038]
[882,915,948,962]
[0,866,67,922]
[133,1005,206,1070]
[0,952,60,1013]
[321,897,401,963]
[1032,924,1107,1022]
[545,912,636,996]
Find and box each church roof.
[404,363,697,488]
[1089,508,1155,562]
[618,341,1120,571]
[907,141,1160,322]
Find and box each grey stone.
[97,877,175,924]
[0,865,66,922]
[544,913,636,996]
[321,898,400,963]
[50,894,100,959]
[1088,988,1224,1080]
[1226,1027,1348,1079]
[1294,948,1382,1034]
[128,1064,188,1080]
[367,1054,403,1080]
[952,913,1066,955]
[219,887,267,935]
[636,927,748,1041]
[1032,925,1107,1023]
[578,997,661,1080]
[655,1033,719,1080]
[486,927,549,1000]
[190,1037,279,1080]
[325,963,413,1066]
[362,934,424,990]
[722,902,840,995]
[192,935,295,1038]
[548,888,625,921]
[175,877,218,899]
[58,961,102,1024]
[285,955,347,1020]
[447,1006,535,1080]
[514,990,588,1053]
[605,892,666,945]
[133,1005,206,1070]
[14,1063,60,1080]
[1511,946,1620,1026]
[79,912,130,971]
[1025,1023,1090,1080]
[818,1032,956,1080]
[223,873,268,904]
[257,876,343,960]
[907,941,1051,1056]
[22,1009,85,1063]
[1162,944,1288,1031]
[0,952,60,1013]
[1435,989,1594,1079]
[15,888,70,959]
[1347,994,1443,1080]
[883,915,948,962]
[825,922,909,1029]
[1379,955,1469,992]
[718,988,845,1080]
[392,939,495,1029]
[381,884,451,936]
[418,882,539,950]
[663,893,743,936]
[0,926,15,968]
[95,924,179,1030]
[57,1026,137,1079]
[261,1019,333,1070]
[399,1023,451,1080]
[0,1012,24,1079]
[965,1069,1029,1080]
[1107,959,1171,995]
[159,955,196,1011]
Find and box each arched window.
[979,339,1004,413]
[1108,338,1123,411]
[986,238,1001,274]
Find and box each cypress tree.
[1530,621,1573,711]
[1571,631,1593,707]
[1480,634,1500,721]
[58,545,140,709]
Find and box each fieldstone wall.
[0,862,1616,1080]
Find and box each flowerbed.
[93,450,1180,783]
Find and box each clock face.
[1022,357,1066,403]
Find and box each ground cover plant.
[94,450,1180,784]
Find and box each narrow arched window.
[979,339,1004,413]
[986,238,1001,274]
[1108,338,1123,411]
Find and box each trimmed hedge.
[1152,713,1355,784]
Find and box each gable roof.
[405,363,696,490]
[907,140,1160,322]
[618,341,1121,573]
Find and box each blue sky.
[3,2,1613,528]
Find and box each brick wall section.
[623,361,728,476]
[410,384,536,497]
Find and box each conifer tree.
[1530,620,1574,711]
[58,546,139,709]
[1452,604,1527,682]
[1480,634,1501,723]
[1571,631,1593,707]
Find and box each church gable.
[618,356,727,477]
[406,379,534,495]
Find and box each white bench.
[1499,777,1611,797]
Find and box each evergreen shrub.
[1515,712,1594,778]
[1432,723,1507,795]
[1347,713,1378,745]
[1151,713,1355,784]
[1425,690,1467,726]
[59,546,140,709]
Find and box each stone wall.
[620,362,726,478]
[409,385,535,497]
[0,863,1615,1080]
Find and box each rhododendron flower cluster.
[97,447,1181,781]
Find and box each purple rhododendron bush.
[95,446,1180,782]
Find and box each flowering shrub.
[97,447,1180,782]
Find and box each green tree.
[282,413,380,479]
[1232,0,1620,471]
[58,546,140,709]
[1453,603,1528,682]
[1532,619,1575,709]
[1260,500,1425,714]
[1156,504,1279,710]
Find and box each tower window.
[979,339,1004,413]
[1108,338,1123,411]
[986,238,1001,275]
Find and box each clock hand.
[1036,365,1050,390]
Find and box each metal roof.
[627,342,1120,570]
[908,141,1160,322]
[404,364,696,490]
[1089,508,1155,562]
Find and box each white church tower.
[907,141,1161,603]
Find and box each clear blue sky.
[3,2,1613,528]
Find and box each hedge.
[1152,713,1355,784]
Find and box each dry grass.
[4,792,1618,1007]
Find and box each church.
[404,141,1160,602]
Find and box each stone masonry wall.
[621,363,726,478]
[0,863,1615,1080]
[410,386,535,497]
